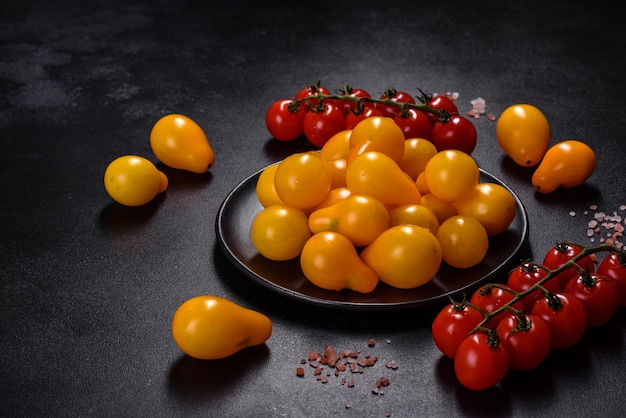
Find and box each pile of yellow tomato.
[251,116,517,293]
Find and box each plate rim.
[215,165,529,311]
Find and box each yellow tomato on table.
[531,140,596,193]
[104,155,168,206]
[496,104,550,167]
[150,114,215,173]
[172,296,272,360]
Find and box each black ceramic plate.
[216,166,529,311]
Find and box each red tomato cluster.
[432,242,625,391]
[265,83,477,154]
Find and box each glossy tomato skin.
[393,108,433,140]
[531,292,587,350]
[454,333,510,391]
[426,94,459,123]
[506,262,561,312]
[596,252,626,306]
[453,182,517,236]
[495,104,550,167]
[150,114,215,173]
[563,273,619,327]
[431,303,484,359]
[496,313,551,371]
[295,84,332,108]
[251,204,311,261]
[431,115,477,155]
[265,99,307,141]
[469,284,523,330]
[531,140,596,193]
[302,103,346,147]
[436,215,488,269]
[335,87,372,115]
[542,243,594,290]
[344,107,384,130]
[104,155,168,207]
[376,90,416,118]
[171,296,272,360]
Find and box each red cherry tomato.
[531,292,587,350]
[506,261,560,312]
[431,115,477,154]
[496,313,551,371]
[295,83,332,108]
[542,243,594,290]
[431,302,484,359]
[454,332,510,391]
[335,87,373,115]
[265,99,307,141]
[302,102,346,147]
[375,89,416,118]
[469,284,523,330]
[393,108,433,140]
[596,251,626,306]
[344,107,384,130]
[426,94,459,123]
[563,272,619,327]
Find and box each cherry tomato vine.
[433,242,625,391]
[291,84,453,121]
[266,82,477,153]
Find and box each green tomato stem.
[292,86,452,122]
[468,243,618,335]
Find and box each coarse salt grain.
[581,205,626,248]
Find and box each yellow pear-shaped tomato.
[104,155,168,206]
[531,140,596,193]
[255,163,284,207]
[360,224,442,289]
[274,152,333,209]
[496,104,550,167]
[346,151,421,208]
[436,215,489,269]
[150,114,215,173]
[321,129,352,161]
[424,150,479,202]
[250,205,311,261]
[347,116,405,165]
[300,232,379,293]
[454,182,517,236]
[172,296,272,360]
[308,195,390,247]
[400,137,438,180]
[389,204,440,235]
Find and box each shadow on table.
[167,344,270,403]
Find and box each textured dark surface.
[1,1,625,417]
